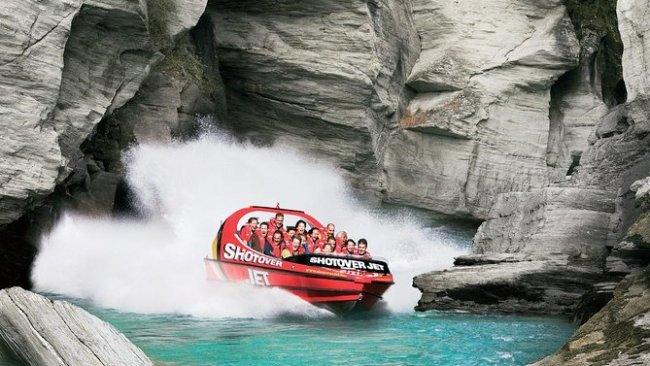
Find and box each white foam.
[32,132,467,318]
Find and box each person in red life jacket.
[284,226,296,243]
[306,228,323,253]
[321,242,334,254]
[239,217,259,242]
[334,231,348,253]
[281,236,304,258]
[357,238,371,259]
[264,231,284,257]
[269,213,285,234]
[258,222,269,243]
[323,236,337,255]
[295,220,307,237]
[343,239,357,256]
[325,223,335,238]
[299,234,309,254]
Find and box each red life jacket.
[267,240,284,257]
[357,251,371,259]
[342,247,357,256]
[239,224,254,242]
[306,236,324,253]
[269,218,285,234]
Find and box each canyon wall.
[0,2,648,355]
[414,0,649,323]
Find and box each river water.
[1,133,575,365]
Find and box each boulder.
[0,287,152,366]
[413,255,604,315]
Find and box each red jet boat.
[204,206,394,314]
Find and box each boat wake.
[33,131,468,319]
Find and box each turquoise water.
[0,297,573,366]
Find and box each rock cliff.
[414,0,649,319]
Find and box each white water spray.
[33,132,468,318]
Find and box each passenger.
[258,222,270,242]
[321,242,334,254]
[307,228,323,253]
[299,234,309,254]
[357,238,371,259]
[284,226,296,243]
[324,236,337,255]
[326,223,335,238]
[281,236,304,258]
[269,213,285,234]
[239,217,259,242]
[295,220,307,236]
[334,231,348,253]
[343,239,357,256]
[264,231,284,257]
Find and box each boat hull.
[204,258,392,313]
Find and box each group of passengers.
[239,213,372,260]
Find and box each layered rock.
[382,0,580,218]
[0,0,83,225]
[414,0,649,316]
[533,266,650,366]
[0,0,210,226]
[0,287,152,366]
[205,0,420,194]
[0,0,211,289]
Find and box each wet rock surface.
[532,267,650,366]
[0,287,152,366]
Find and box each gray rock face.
[0,0,208,226]
[0,287,152,366]
[532,267,650,366]
[206,0,420,194]
[414,255,605,315]
[0,0,83,225]
[413,0,650,315]
[382,0,580,218]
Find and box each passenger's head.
[259,222,269,236]
[309,227,320,240]
[327,236,336,247]
[274,213,284,228]
[287,226,296,237]
[322,243,333,254]
[295,220,307,234]
[326,223,335,236]
[336,231,348,242]
[272,231,283,243]
[291,236,301,251]
[357,239,368,254]
[247,217,259,230]
[346,239,356,252]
